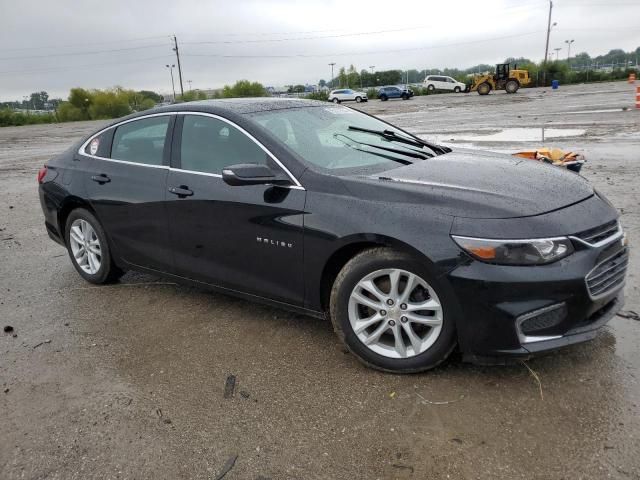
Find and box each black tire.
[401,93,408,100]
[332,98,340,104]
[380,94,388,101]
[355,96,362,103]
[427,84,435,92]
[64,208,124,284]
[329,247,456,373]
[505,80,519,94]
[477,82,491,95]
[454,86,461,93]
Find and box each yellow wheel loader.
[468,63,531,95]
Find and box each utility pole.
[329,63,336,88]
[543,1,553,66]
[172,35,184,99]
[166,64,176,101]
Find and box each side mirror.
[222,163,290,187]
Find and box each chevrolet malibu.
[38,98,627,372]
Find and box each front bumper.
[447,234,627,362]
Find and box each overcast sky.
[1,0,639,101]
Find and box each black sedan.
[38,98,627,372]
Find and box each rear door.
[81,114,174,272]
[165,113,306,305]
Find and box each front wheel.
[454,86,461,93]
[427,84,435,92]
[355,96,362,103]
[330,248,456,373]
[401,93,408,100]
[380,94,388,101]
[505,80,519,93]
[65,208,124,284]
[477,82,491,95]
[332,98,340,104]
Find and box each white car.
[328,89,368,103]
[423,75,466,93]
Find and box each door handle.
[91,174,110,184]
[168,185,194,198]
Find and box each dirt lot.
[1,81,639,479]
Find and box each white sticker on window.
[89,138,100,155]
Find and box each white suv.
[328,89,368,103]
[423,75,466,93]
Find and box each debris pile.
[512,148,585,172]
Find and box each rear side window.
[111,116,170,166]
[180,115,266,174]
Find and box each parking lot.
[1,81,639,479]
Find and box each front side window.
[111,116,170,166]
[180,115,267,174]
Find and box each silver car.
[328,89,368,104]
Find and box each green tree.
[318,79,326,88]
[222,80,267,98]
[88,89,131,119]
[338,67,347,87]
[56,102,86,122]
[68,88,93,119]
[292,84,306,93]
[347,64,359,88]
[137,90,162,103]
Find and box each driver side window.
[180,115,267,174]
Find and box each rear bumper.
[39,183,65,246]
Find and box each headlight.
[451,235,574,265]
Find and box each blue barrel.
[551,79,559,89]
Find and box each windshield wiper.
[333,134,413,165]
[334,134,430,161]
[347,125,450,155]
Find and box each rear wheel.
[355,96,362,103]
[505,80,519,93]
[477,82,491,95]
[65,209,124,284]
[332,98,340,104]
[330,248,456,373]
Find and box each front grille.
[585,248,628,298]
[575,220,619,245]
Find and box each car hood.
[359,149,594,219]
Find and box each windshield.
[249,105,434,173]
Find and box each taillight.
[37,165,47,184]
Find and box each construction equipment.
[468,63,531,95]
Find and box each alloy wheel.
[69,218,102,275]
[348,268,443,359]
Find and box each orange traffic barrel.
[630,72,636,83]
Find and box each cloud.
[1,0,638,100]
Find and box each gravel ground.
[1,81,639,479]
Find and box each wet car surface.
[1,81,639,479]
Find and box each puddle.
[433,127,586,143]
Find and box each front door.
[82,114,174,272]
[165,113,306,305]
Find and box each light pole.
[369,66,375,87]
[565,39,574,65]
[166,64,176,101]
[328,63,336,88]
[187,80,193,91]
[554,47,562,61]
